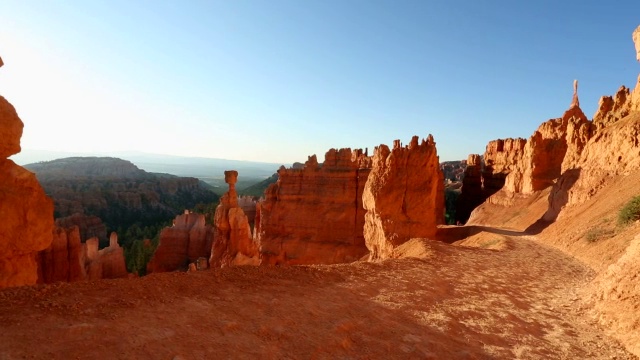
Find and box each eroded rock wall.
[362,135,444,260]
[256,148,371,265]
[147,211,213,273]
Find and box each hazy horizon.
[1,1,639,164]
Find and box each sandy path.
[0,231,635,359]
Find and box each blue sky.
[1,1,639,164]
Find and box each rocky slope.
[461,25,640,357]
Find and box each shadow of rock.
[525,168,581,234]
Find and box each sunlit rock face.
[0,62,55,288]
[210,170,259,267]
[362,135,444,260]
[255,148,372,265]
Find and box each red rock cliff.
[0,60,55,288]
[362,135,444,260]
[256,148,371,265]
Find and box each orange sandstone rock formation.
[0,61,55,288]
[482,138,526,196]
[362,135,444,260]
[37,229,128,283]
[37,226,84,284]
[147,211,213,273]
[256,149,371,265]
[466,25,640,221]
[98,232,128,279]
[210,171,259,267]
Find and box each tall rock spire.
[571,79,580,108]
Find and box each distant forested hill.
[26,157,219,249]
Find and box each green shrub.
[618,195,640,226]
[584,227,614,243]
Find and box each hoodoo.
[210,170,258,267]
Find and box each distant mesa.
[25,157,147,179]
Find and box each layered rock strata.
[256,148,371,265]
[362,135,444,260]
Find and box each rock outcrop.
[147,211,213,273]
[502,95,590,195]
[210,171,259,267]
[37,226,84,284]
[0,60,55,288]
[362,135,444,260]
[37,229,128,283]
[482,138,526,197]
[256,148,371,265]
[98,232,128,279]
[465,26,640,223]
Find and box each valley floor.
[0,230,635,359]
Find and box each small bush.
[584,227,614,243]
[618,195,640,226]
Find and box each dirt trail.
[0,229,635,359]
